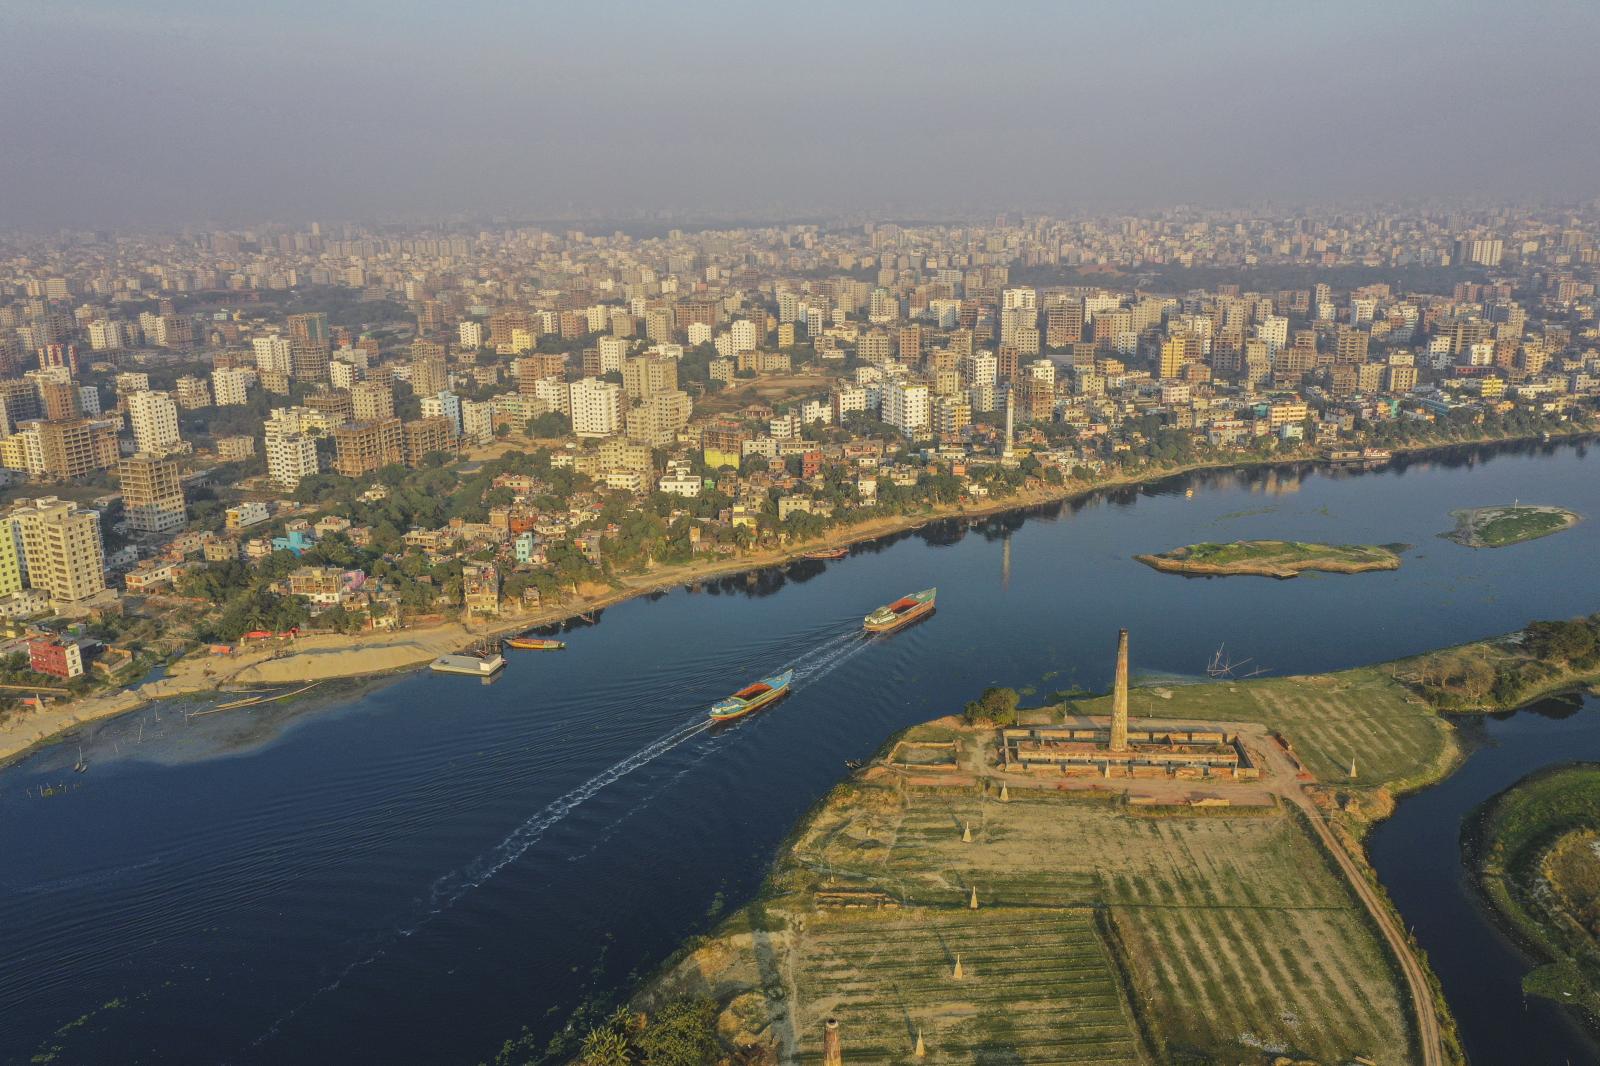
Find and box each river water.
[2,440,1599,1065]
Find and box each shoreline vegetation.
[527,614,1600,1066]
[0,426,1592,770]
[1467,764,1600,1027]
[1135,539,1404,579]
[1443,504,1581,548]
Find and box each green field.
[1073,669,1455,791]
[1135,540,1402,578]
[758,768,1411,1064]
[1475,764,1600,1014]
[1445,505,1579,547]
[793,909,1142,1064]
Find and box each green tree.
[962,686,1020,726]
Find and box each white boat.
[430,653,507,677]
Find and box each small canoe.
[505,637,566,651]
[864,588,937,634]
[708,669,794,723]
[802,547,849,560]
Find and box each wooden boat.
[431,653,507,677]
[504,636,566,651]
[802,547,849,560]
[708,669,794,723]
[864,588,937,634]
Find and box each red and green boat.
[863,587,937,634]
[708,669,794,723]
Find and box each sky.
[3,0,1599,228]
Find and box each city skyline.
[5,0,1600,228]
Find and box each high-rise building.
[625,390,692,447]
[287,312,330,381]
[402,416,455,466]
[33,418,119,479]
[127,390,182,455]
[263,423,320,490]
[253,335,292,376]
[621,354,678,400]
[212,366,254,406]
[569,378,624,438]
[332,418,403,477]
[7,496,106,604]
[882,379,931,438]
[350,380,395,422]
[174,375,212,409]
[118,453,186,536]
[410,354,449,397]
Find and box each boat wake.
[246,624,866,1055]
[246,714,714,1054]
[789,629,870,685]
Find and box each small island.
[1444,505,1580,548]
[1135,539,1403,579]
[1472,764,1600,1016]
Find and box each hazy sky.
[4,0,1598,228]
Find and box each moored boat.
[802,547,849,560]
[504,636,566,651]
[708,669,794,723]
[863,587,937,633]
[431,653,507,677]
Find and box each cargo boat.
[708,669,794,723]
[430,653,507,677]
[504,637,566,651]
[863,587,937,634]
[801,547,849,560]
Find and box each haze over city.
[7,4,1600,1066]
[5,0,1600,227]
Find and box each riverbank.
[1466,763,1600,1027]
[1,424,1591,771]
[618,656,1468,1065]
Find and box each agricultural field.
[644,738,1414,1065]
[1134,539,1402,579]
[1072,668,1456,792]
[1443,504,1579,548]
[792,909,1141,1064]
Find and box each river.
[2,439,1599,1065]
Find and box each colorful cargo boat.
[802,547,849,560]
[504,636,566,651]
[708,669,794,723]
[863,587,937,633]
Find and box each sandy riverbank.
[0,424,1591,770]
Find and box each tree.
[962,686,1020,726]
[634,999,719,1066]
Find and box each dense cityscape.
[0,205,1593,709]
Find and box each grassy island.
[1444,505,1580,548]
[1135,539,1403,579]
[1472,765,1600,1017]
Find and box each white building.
[421,391,463,435]
[459,321,484,349]
[263,423,320,490]
[1256,315,1289,355]
[730,319,758,353]
[569,378,624,438]
[252,335,292,376]
[462,399,494,445]
[127,390,181,455]
[212,366,254,406]
[882,379,931,438]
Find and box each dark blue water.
[3,440,1599,1065]
[1370,698,1600,1066]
